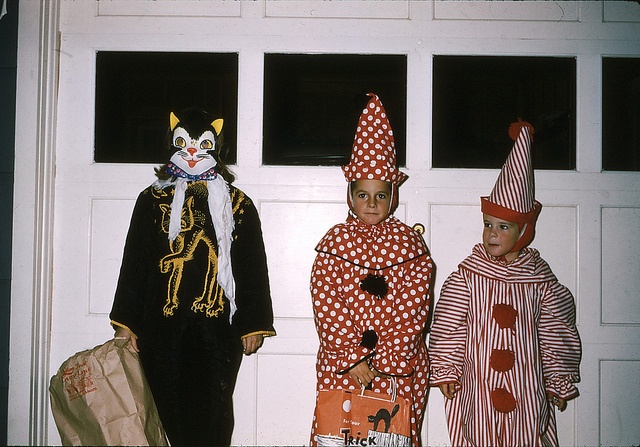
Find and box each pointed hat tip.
[508,118,534,142]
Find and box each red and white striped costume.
[310,213,433,447]
[429,243,581,446]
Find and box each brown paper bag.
[315,379,411,447]
[49,337,168,446]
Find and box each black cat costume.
[110,109,275,446]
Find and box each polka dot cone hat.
[342,93,408,186]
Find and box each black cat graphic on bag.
[368,404,400,433]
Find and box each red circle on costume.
[491,387,517,413]
[490,349,515,372]
[492,303,517,330]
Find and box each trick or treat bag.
[49,337,168,446]
[315,379,411,447]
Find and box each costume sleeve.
[428,269,469,386]
[538,280,581,400]
[311,252,373,374]
[230,195,276,338]
[109,190,155,338]
[370,253,433,376]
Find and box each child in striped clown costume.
[428,120,581,447]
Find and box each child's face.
[482,214,521,262]
[350,179,392,225]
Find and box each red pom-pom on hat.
[508,118,534,142]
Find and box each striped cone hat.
[481,119,542,252]
[342,93,408,186]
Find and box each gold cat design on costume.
[159,193,226,318]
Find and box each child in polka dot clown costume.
[428,120,582,446]
[310,93,434,447]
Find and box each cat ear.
[170,112,180,131]
[211,118,223,136]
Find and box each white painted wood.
[600,359,640,446]
[9,1,59,445]
[264,0,410,19]
[604,1,640,23]
[601,207,640,325]
[10,1,640,446]
[97,0,242,18]
[433,1,580,22]
[88,198,137,315]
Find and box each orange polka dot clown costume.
[310,93,434,447]
[428,121,581,446]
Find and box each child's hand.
[242,334,264,355]
[349,361,378,388]
[547,393,567,411]
[114,327,139,352]
[439,382,458,399]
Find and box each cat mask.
[166,110,224,179]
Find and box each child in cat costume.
[310,93,434,447]
[110,108,275,447]
[428,120,581,446]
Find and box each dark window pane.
[433,56,576,170]
[603,57,640,172]
[263,53,407,166]
[95,52,238,164]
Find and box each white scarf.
[154,175,237,323]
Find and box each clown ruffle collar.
[460,243,558,284]
[315,213,429,270]
[165,162,219,181]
